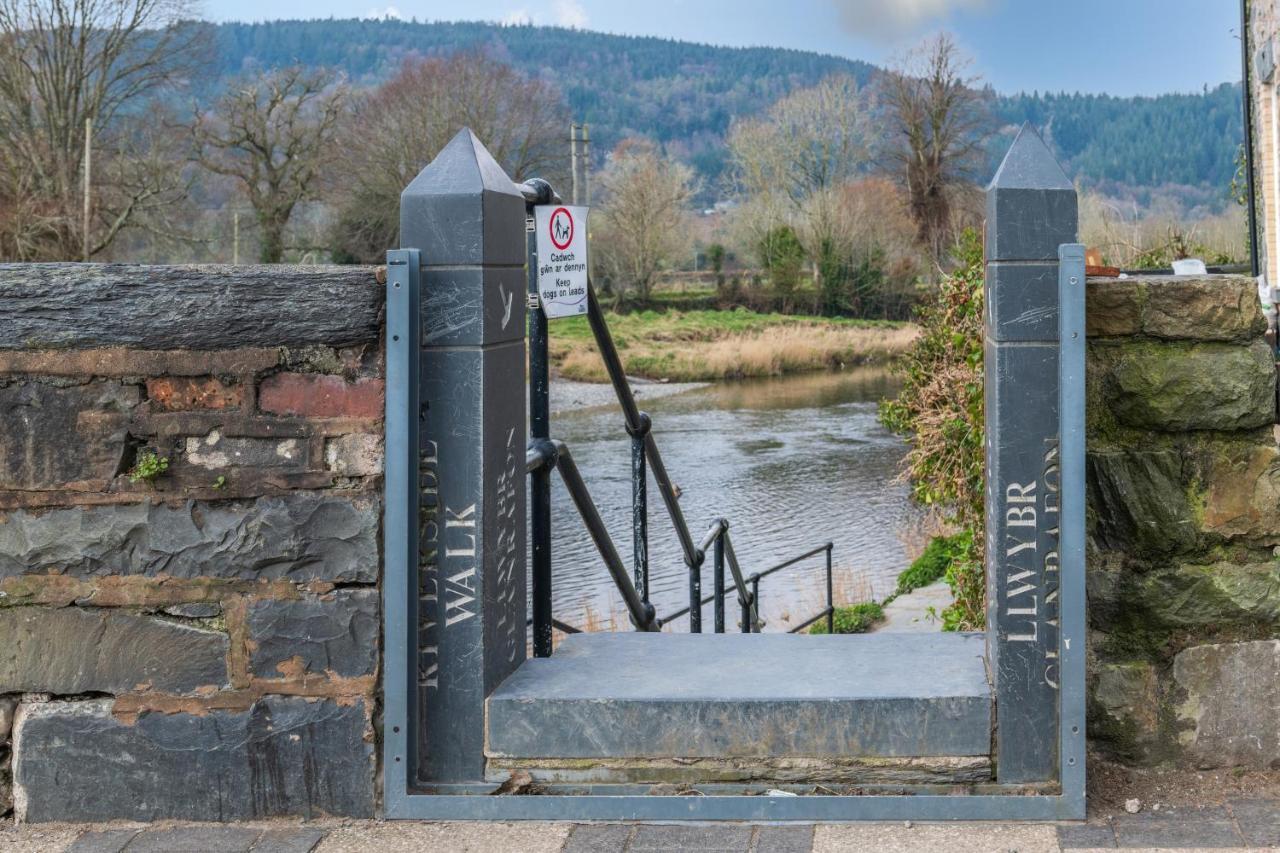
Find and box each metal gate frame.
[378,245,1087,822]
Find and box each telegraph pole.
[581,122,591,205]
[570,123,580,205]
[82,117,92,261]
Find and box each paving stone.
[630,824,753,851]
[251,827,328,853]
[0,606,229,694]
[1057,823,1116,848]
[122,825,262,852]
[65,829,141,853]
[1111,806,1245,848]
[247,589,379,679]
[753,824,815,853]
[14,697,374,821]
[562,823,634,852]
[1228,798,1280,847]
[0,495,378,582]
[814,823,1059,853]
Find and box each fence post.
[984,123,1077,784]
[400,128,528,784]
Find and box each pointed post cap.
[986,123,1077,261]
[400,128,525,266]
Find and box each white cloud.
[366,4,402,18]
[553,0,589,28]
[830,0,989,38]
[501,8,533,25]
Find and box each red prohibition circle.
[548,207,574,250]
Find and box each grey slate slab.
[629,824,753,851]
[250,828,327,853]
[65,830,141,853]
[1056,823,1116,848]
[1111,807,1244,848]
[486,633,991,759]
[124,825,261,852]
[753,825,815,853]
[563,824,635,852]
[1228,798,1280,847]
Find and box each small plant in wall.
[128,450,169,484]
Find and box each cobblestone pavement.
[3,799,1276,853]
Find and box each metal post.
[528,190,553,658]
[984,123,1077,784]
[1242,0,1260,277]
[629,412,651,605]
[713,531,725,633]
[825,542,834,635]
[399,128,528,784]
[581,123,590,206]
[82,116,91,261]
[750,577,761,633]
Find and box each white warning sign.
[535,205,589,319]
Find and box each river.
[538,367,920,633]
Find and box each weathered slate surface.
[0,264,382,350]
[247,589,379,679]
[0,495,379,582]
[486,633,992,760]
[13,697,374,821]
[0,607,228,694]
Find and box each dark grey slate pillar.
[984,124,1077,784]
[401,128,527,785]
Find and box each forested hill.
[208,19,1243,196]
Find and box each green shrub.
[808,601,885,635]
[896,532,970,596]
[879,229,986,630]
[127,449,169,484]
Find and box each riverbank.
[549,375,706,415]
[548,309,917,382]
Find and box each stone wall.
[1085,273,1280,769]
[0,264,385,822]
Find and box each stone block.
[1143,276,1267,342]
[0,381,140,489]
[1087,278,1144,337]
[1105,340,1275,432]
[13,696,374,821]
[0,494,378,582]
[0,607,228,694]
[324,433,382,476]
[1199,441,1280,539]
[1136,561,1280,630]
[146,377,243,411]
[247,589,378,679]
[183,429,307,470]
[1090,661,1163,761]
[258,373,384,419]
[1087,449,1196,555]
[1173,640,1280,768]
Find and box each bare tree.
[727,75,871,278]
[0,0,204,260]
[192,66,347,263]
[881,33,990,266]
[593,139,698,304]
[327,52,567,263]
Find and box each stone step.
[485,632,991,784]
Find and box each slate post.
[400,128,528,785]
[984,124,1077,784]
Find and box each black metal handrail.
[524,181,836,651]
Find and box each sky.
[202,0,1244,97]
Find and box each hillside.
[207,19,1243,206]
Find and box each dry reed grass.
[558,323,918,382]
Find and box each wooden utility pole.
[82,117,92,261]
[581,123,591,205]
[233,211,240,264]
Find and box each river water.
[540,367,919,633]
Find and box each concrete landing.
[486,632,991,766]
[873,580,953,633]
